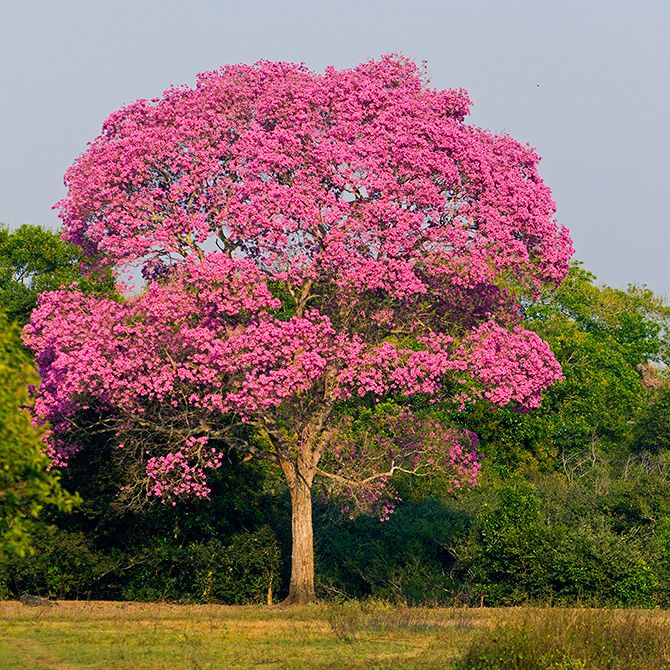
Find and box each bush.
[0,445,288,604]
[122,526,281,604]
[192,526,281,604]
[551,524,656,607]
[0,524,119,599]
[455,479,551,605]
[632,387,670,454]
[455,476,660,606]
[315,498,469,604]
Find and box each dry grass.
[454,607,670,670]
[0,601,668,670]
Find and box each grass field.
[1,601,669,669]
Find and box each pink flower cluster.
[25,55,573,502]
[57,55,571,293]
[460,322,565,409]
[146,436,222,502]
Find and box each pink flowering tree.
[24,55,572,604]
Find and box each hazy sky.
[1,0,668,297]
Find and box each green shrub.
[551,524,656,607]
[315,498,468,604]
[191,526,281,604]
[632,387,670,454]
[0,524,119,599]
[122,526,280,604]
[455,479,555,605]
[455,477,659,606]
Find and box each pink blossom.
[25,55,571,504]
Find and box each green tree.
[464,264,670,470]
[455,475,659,606]
[0,223,113,325]
[0,309,77,555]
[528,263,669,368]
[632,385,670,454]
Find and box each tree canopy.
[0,224,113,326]
[25,55,572,602]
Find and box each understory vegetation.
[1,223,670,608]
[3,451,670,608]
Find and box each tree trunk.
[283,471,316,604]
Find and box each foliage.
[0,444,284,602]
[632,385,670,454]
[122,527,280,604]
[0,223,113,325]
[0,309,77,556]
[454,469,663,607]
[0,520,282,605]
[463,264,670,470]
[529,263,669,367]
[0,525,118,600]
[315,498,468,604]
[5,446,670,607]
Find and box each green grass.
[0,601,668,669]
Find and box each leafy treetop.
[0,223,113,326]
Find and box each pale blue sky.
[1,0,668,297]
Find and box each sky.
[1,0,668,298]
